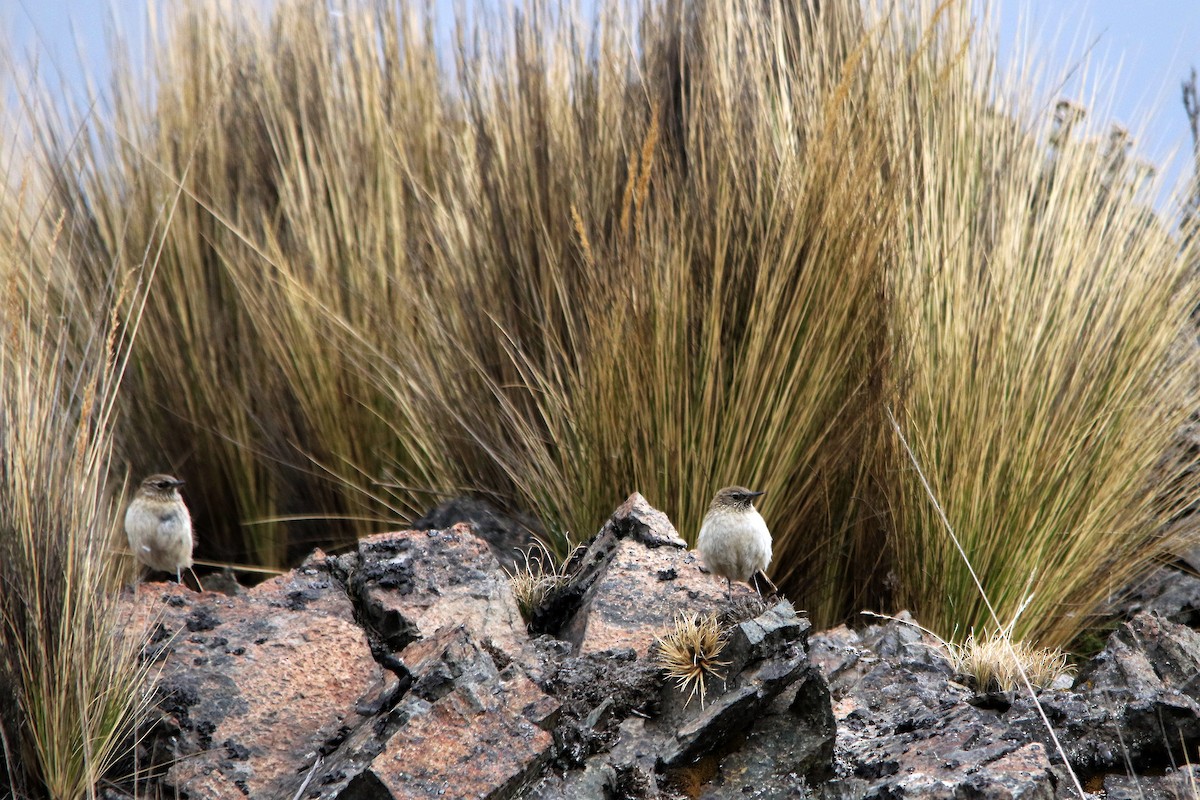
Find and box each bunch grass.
[880,3,1200,647]
[504,543,576,620]
[0,176,155,796]
[11,0,1200,661]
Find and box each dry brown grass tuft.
[943,631,1073,694]
[0,166,155,796]
[654,612,731,708]
[504,543,574,621]
[865,612,1073,694]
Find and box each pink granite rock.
[339,626,558,800]
[120,553,394,800]
[350,524,534,665]
[559,492,753,656]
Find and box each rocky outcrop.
[119,553,395,799]
[121,494,834,799]
[811,610,1200,799]
[120,491,1200,800]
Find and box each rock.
[1010,612,1200,773]
[553,492,757,656]
[329,627,558,800]
[524,599,833,798]
[691,668,835,798]
[811,610,1200,798]
[195,566,244,597]
[413,495,540,573]
[345,525,533,666]
[659,602,817,765]
[811,616,1058,799]
[531,644,663,771]
[119,553,394,800]
[122,496,835,800]
[516,496,835,798]
[1109,565,1200,627]
[1102,765,1200,799]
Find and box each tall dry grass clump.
[0,186,153,795]
[34,0,903,621]
[879,6,1200,647]
[22,0,1200,652]
[413,0,904,626]
[36,2,436,568]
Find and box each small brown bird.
[696,486,774,600]
[125,474,194,584]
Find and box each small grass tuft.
[654,612,732,708]
[504,543,573,621]
[865,611,1073,694]
[942,631,1073,694]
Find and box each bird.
[125,474,194,585]
[696,486,776,601]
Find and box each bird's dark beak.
[172,479,186,488]
[749,490,765,498]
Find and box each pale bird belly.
[697,513,772,582]
[126,506,193,573]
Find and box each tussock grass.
[505,543,575,620]
[10,0,1199,660]
[879,4,1200,647]
[34,0,901,620]
[944,631,1073,694]
[0,182,153,795]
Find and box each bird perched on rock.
[696,486,775,600]
[125,474,194,584]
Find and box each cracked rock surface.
[117,491,1200,796]
[121,491,1200,799]
[811,610,1200,799]
[120,494,834,799]
[119,553,394,799]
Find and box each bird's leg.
[726,577,733,603]
[176,568,182,584]
[752,570,779,598]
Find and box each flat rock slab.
[120,554,392,800]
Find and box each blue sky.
[7,2,1200,204]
